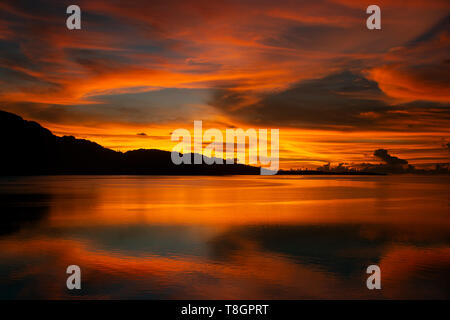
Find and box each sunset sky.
[0,0,449,169]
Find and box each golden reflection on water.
[0,175,449,299]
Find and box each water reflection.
[0,176,449,299]
[0,193,50,236]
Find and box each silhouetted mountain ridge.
[0,110,259,175]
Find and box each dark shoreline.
[276,170,386,176]
[4,172,450,177]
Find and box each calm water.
[0,175,449,299]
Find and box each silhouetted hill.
[0,110,260,175]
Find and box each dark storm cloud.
[260,24,348,51]
[1,87,210,126]
[0,66,62,95]
[367,13,450,104]
[373,149,408,166]
[211,71,387,128]
[65,48,134,74]
[408,13,450,45]
[0,40,31,68]
[210,70,450,131]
